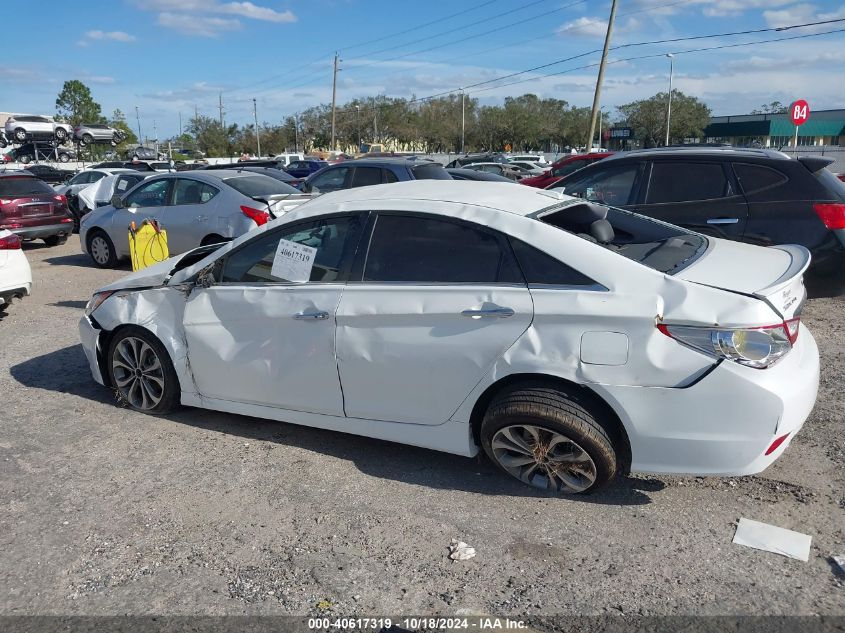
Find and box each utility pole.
[253,98,261,157]
[135,106,141,144]
[460,88,466,154]
[153,120,158,154]
[178,111,182,138]
[356,105,361,152]
[586,0,618,151]
[194,104,199,148]
[330,52,339,151]
[218,92,224,128]
[294,113,299,153]
[374,97,378,143]
[665,54,675,146]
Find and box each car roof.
[310,180,567,216]
[346,157,443,167]
[604,147,791,161]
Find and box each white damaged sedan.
[79,181,819,493]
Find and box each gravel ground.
[1,240,843,623]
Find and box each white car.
[78,181,819,494]
[0,230,32,311]
[77,172,152,213]
[509,154,547,164]
[272,153,305,167]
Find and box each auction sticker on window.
[271,239,316,282]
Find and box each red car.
[0,173,74,246]
[520,152,613,188]
[837,173,845,183]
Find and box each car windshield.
[411,163,452,180]
[0,177,54,196]
[223,174,300,196]
[538,201,708,275]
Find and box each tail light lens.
[240,205,269,226]
[657,320,798,369]
[53,194,67,205]
[813,203,845,229]
[0,232,22,249]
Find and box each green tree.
[55,80,104,126]
[751,101,787,115]
[617,90,710,147]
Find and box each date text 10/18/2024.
[307,617,530,630]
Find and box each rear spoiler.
[797,156,835,173]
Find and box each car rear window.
[223,174,300,196]
[814,168,845,201]
[411,163,452,180]
[538,201,708,275]
[0,177,54,196]
[733,163,789,195]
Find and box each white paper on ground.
[732,518,812,562]
[270,239,316,283]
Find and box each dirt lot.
[1,240,843,622]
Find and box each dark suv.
[550,147,845,274]
[303,158,451,194]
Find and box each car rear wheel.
[88,230,118,268]
[55,128,68,142]
[82,133,94,145]
[43,235,67,247]
[480,385,618,494]
[58,153,70,163]
[19,155,31,164]
[107,327,181,414]
[13,128,27,142]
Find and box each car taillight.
[657,320,798,369]
[53,194,67,205]
[813,203,845,229]
[240,205,269,226]
[0,232,22,249]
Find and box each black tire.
[0,137,7,148]
[480,384,618,494]
[110,139,118,147]
[55,128,68,142]
[107,326,181,414]
[87,229,119,268]
[19,154,31,165]
[13,128,27,142]
[113,133,122,144]
[58,153,70,163]
[82,133,94,145]
[200,234,227,246]
[43,235,67,247]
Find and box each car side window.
[70,172,91,185]
[351,167,382,188]
[509,238,596,286]
[172,179,218,205]
[646,162,731,203]
[363,214,522,284]
[733,163,788,195]
[89,172,106,183]
[384,169,399,183]
[221,215,362,284]
[310,167,349,193]
[125,179,170,208]
[115,176,138,193]
[552,159,586,177]
[561,165,638,205]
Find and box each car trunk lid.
[675,238,809,319]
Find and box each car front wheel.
[58,153,70,163]
[55,128,68,142]
[480,385,619,494]
[87,230,118,268]
[13,128,27,142]
[107,327,181,414]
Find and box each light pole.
[665,53,675,147]
[253,98,261,157]
[356,105,361,152]
[460,87,466,155]
[135,106,141,145]
[293,113,299,153]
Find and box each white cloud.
[217,2,296,23]
[556,16,641,38]
[157,12,242,37]
[84,75,116,85]
[85,30,136,42]
[764,3,845,28]
[694,0,796,17]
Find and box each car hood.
[96,257,184,292]
[676,238,810,319]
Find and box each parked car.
[79,180,818,494]
[284,159,329,180]
[0,230,32,312]
[508,153,547,164]
[445,153,508,168]
[125,147,159,161]
[547,147,845,275]
[23,164,74,185]
[272,152,305,166]
[303,158,451,194]
[461,162,523,181]
[2,143,76,164]
[507,160,546,175]
[78,172,152,219]
[446,168,516,182]
[174,149,205,159]
[521,152,613,189]
[55,168,135,230]
[200,164,298,184]
[74,123,127,146]
[4,115,72,143]
[80,170,310,267]
[0,173,73,246]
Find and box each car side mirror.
[111,194,124,208]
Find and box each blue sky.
[1,0,844,139]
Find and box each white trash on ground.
[832,555,845,575]
[732,518,812,562]
[448,539,476,561]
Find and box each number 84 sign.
[791,99,810,126]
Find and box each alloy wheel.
[112,337,165,410]
[491,424,597,493]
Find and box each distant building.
[704,108,844,148]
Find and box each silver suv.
[74,123,127,146]
[4,115,72,143]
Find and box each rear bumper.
[0,284,30,306]
[593,325,820,476]
[10,222,72,240]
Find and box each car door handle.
[706,218,739,225]
[461,307,515,318]
[196,214,208,221]
[294,310,330,320]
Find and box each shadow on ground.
[43,252,131,271]
[10,345,664,505]
[805,274,845,299]
[50,300,88,309]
